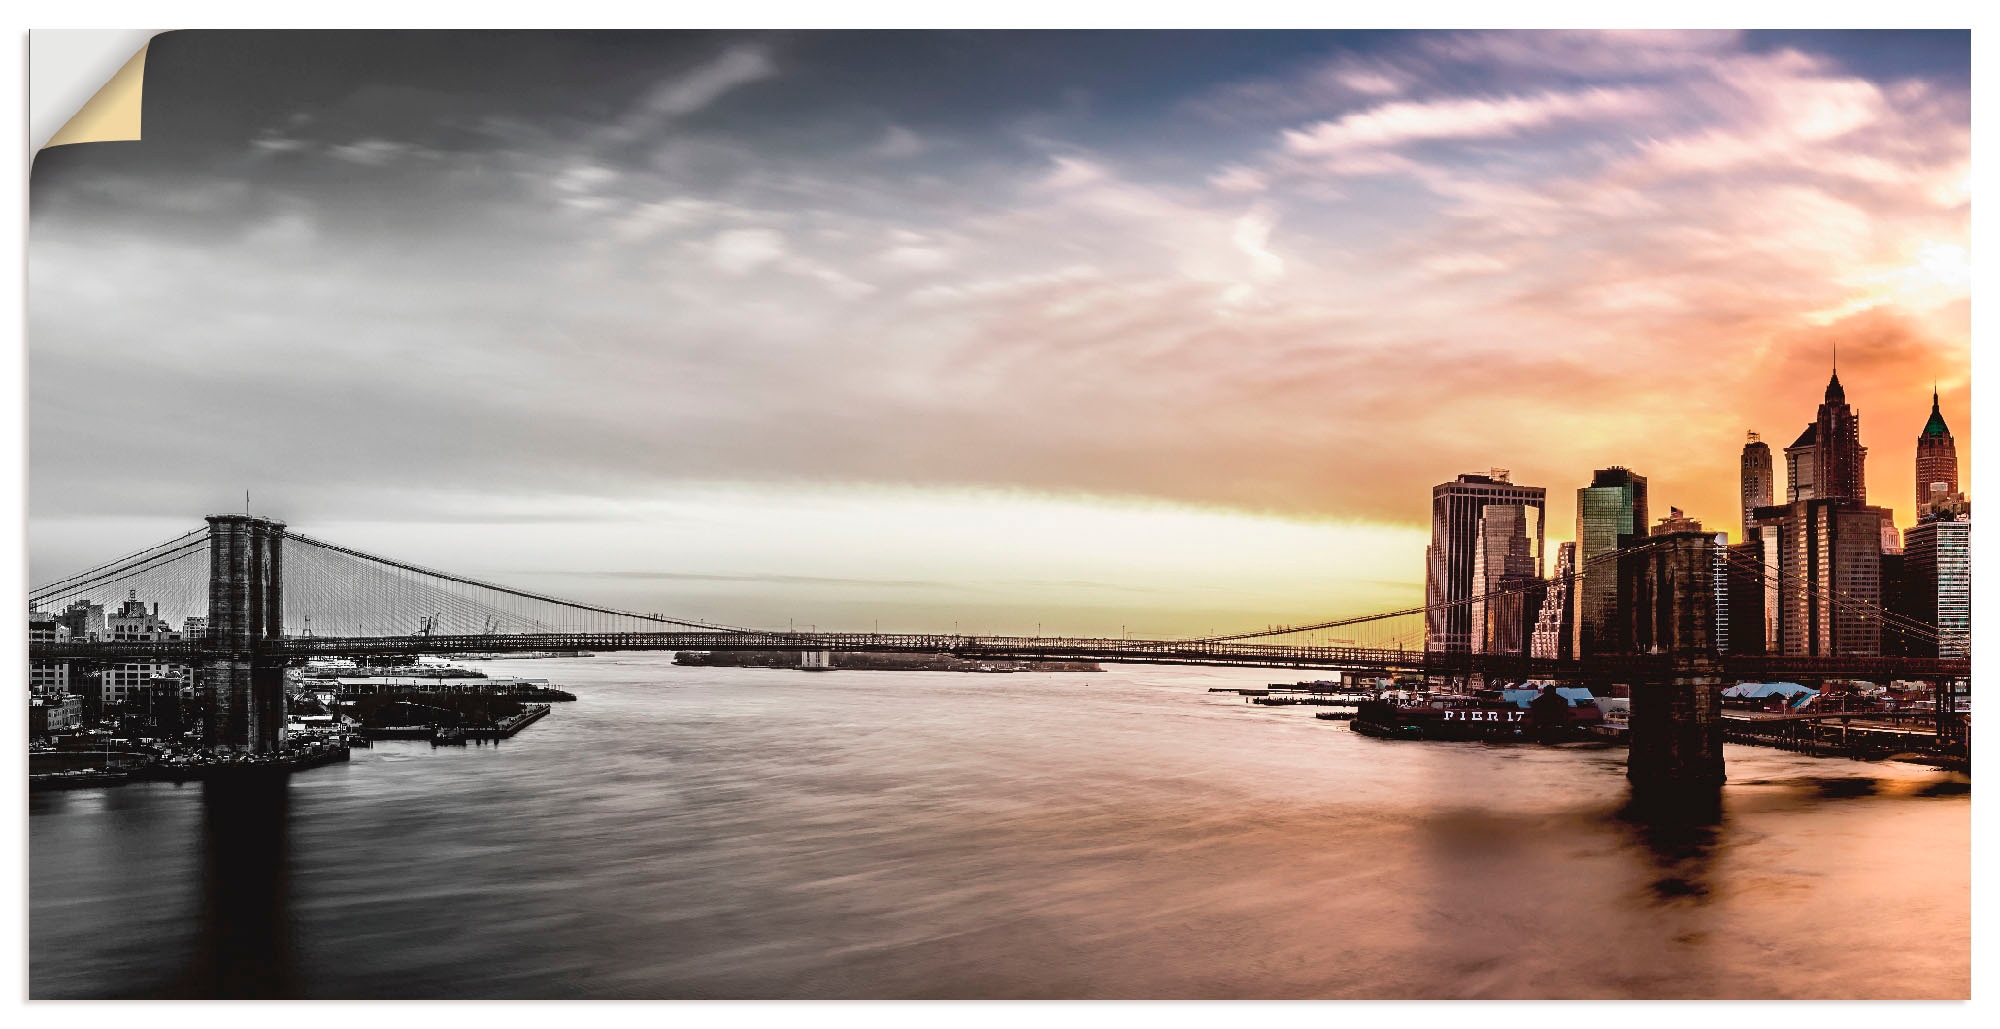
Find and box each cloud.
[878,243,952,272]
[603,44,776,144]
[872,125,926,159]
[1039,155,1109,190]
[327,138,437,166]
[1208,165,1268,193]
[27,29,1970,598]
[706,227,787,274]
[1282,86,1655,156]
[1230,205,1284,282]
[1335,69,1404,96]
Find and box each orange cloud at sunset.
[29,30,1970,632]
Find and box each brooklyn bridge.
[30,514,1970,789]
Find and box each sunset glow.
[29,30,1970,635]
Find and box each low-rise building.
[100,591,186,707]
[30,694,83,736]
[28,611,71,697]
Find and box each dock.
[360,703,552,745]
[1720,711,1967,767]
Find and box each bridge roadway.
[29,631,1971,681]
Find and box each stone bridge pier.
[1617,533,1728,794]
[1627,658,1726,792]
[201,515,288,753]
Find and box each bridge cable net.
[27,528,212,631]
[1716,547,1953,648]
[1179,534,1955,659]
[278,531,749,640]
[1175,542,1629,647]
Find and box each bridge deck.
[28,631,1972,679]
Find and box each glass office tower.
[1572,467,1648,658]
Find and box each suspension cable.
[280,530,750,634]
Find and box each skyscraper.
[1740,432,1773,536]
[1752,367,1898,658]
[1530,542,1576,660]
[1469,504,1539,654]
[1763,498,1890,657]
[1811,369,1868,504]
[1903,516,1971,660]
[1784,424,1817,503]
[1424,471,1546,654]
[1571,467,1648,658]
[1725,537,1767,656]
[1916,387,1960,518]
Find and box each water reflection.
[165,776,300,998]
[29,659,1972,998]
[1616,788,1721,906]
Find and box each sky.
[27,29,1972,637]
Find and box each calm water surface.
[30,655,1970,998]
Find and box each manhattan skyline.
[29,30,1970,638]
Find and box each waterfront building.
[1878,550,1910,657]
[1725,539,1767,655]
[1529,542,1576,661]
[1424,471,1546,654]
[1709,531,1731,655]
[1469,504,1540,654]
[1571,467,1648,659]
[1740,432,1773,537]
[101,591,185,707]
[1759,525,1782,653]
[29,694,83,736]
[1902,516,1971,659]
[56,599,105,641]
[1915,387,1960,518]
[1753,498,1892,657]
[28,611,70,697]
[1651,507,1703,535]
[1745,365,1897,658]
[107,592,175,640]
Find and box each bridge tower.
[1618,532,1727,792]
[202,515,288,753]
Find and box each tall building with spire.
[1784,369,1868,504]
[1812,368,1868,505]
[1916,387,1960,518]
[1747,365,1893,658]
[1740,432,1773,536]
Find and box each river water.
[29,655,1970,999]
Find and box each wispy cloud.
[28,30,1970,625]
[1283,86,1654,156]
[603,44,776,144]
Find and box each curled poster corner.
[36,31,161,150]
